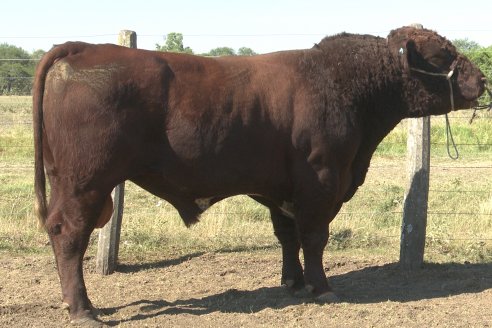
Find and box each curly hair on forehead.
[388,26,457,53]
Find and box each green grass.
[0,96,33,165]
[1,96,491,264]
[376,111,492,158]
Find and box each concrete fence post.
[95,30,136,275]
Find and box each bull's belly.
[130,168,290,225]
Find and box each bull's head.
[388,26,486,115]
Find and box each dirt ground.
[1,250,491,327]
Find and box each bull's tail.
[33,51,52,229]
[32,42,86,229]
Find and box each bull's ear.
[404,39,420,70]
[388,27,436,73]
[388,27,424,75]
[396,38,430,75]
[394,39,415,74]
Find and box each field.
[0,96,491,327]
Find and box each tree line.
[155,32,257,56]
[0,44,44,95]
[0,34,490,96]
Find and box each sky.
[2,0,492,54]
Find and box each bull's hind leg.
[270,210,304,290]
[45,189,108,326]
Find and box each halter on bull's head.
[387,26,486,116]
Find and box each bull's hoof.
[62,301,103,326]
[293,286,313,299]
[281,278,305,290]
[315,291,340,303]
[70,316,105,327]
[293,285,340,303]
[282,279,296,288]
[68,308,104,327]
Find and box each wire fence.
[1,31,492,45]
[1,35,491,265]
[1,95,491,254]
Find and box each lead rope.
[410,64,459,159]
[445,78,459,160]
[445,114,459,159]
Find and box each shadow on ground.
[101,258,492,326]
[116,252,206,273]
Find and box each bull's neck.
[333,46,408,149]
[303,41,410,149]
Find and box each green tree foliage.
[31,49,46,60]
[206,47,236,57]
[467,46,492,79]
[202,46,257,57]
[0,43,39,95]
[155,33,193,54]
[237,47,257,56]
[453,38,481,53]
[156,32,257,57]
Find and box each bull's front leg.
[270,209,304,290]
[296,213,339,302]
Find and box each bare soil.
[1,250,491,327]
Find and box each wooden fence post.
[117,29,137,49]
[400,116,430,269]
[95,30,136,275]
[400,23,430,270]
[96,184,125,274]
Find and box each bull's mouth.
[471,85,492,110]
[457,77,488,108]
[452,88,481,112]
[454,92,483,111]
[468,99,480,108]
